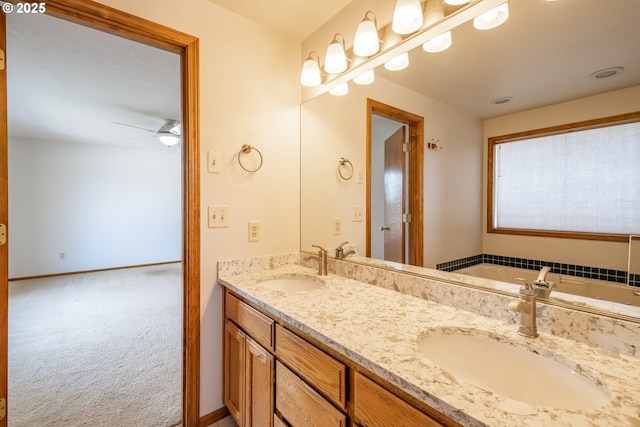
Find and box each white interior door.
[1,11,8,427]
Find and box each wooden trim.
[366,99,424,266]
[199,407,230,427]
[487,111,640,243]
[0,11,8,427]
[5,1,201,425]
[9,261,182,282]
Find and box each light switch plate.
[208,205,228,228]
[207,150,221,174]
[352,206,363,222]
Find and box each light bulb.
[353,69,375,85]
[423,31,452,53]
[392,0,423,34]
[300,57,321,87]
[329,82,349,96]
[384,52,410,71]
[325,35,348,74]
[354,12,380,57]
[473,3,509,30]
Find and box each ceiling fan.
[111,119,182,146]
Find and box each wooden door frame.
[366,99,423,266]
[1,1,200,426]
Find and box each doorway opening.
[0,1,200,426]
[366,99,424,266]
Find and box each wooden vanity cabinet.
[223,289,458,427]
[225,294,275,427]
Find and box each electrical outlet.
[352,206,363,222]
[333,218,342,236]
[208,205,229,228]
[207,150,221,174]
[59,252,65,260]
[248,221,260,242]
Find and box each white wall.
[301,77,484,268]
[8,136,181,278]
[483,85,640,271]
[92,0,301,416]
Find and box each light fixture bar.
[302,0,509,102]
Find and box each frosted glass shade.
[300,58,321,87]
[325,39,348,74]
[444,0,471,5]
[473,3,509,30]
[353,69,375,85]
[354,18,380,57]
[329,82,349,96]
[384,52,409,71]
[423,31,452,52]
[392,0,423,34]
[158,134,180,146]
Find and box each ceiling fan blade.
[110,121,156,133]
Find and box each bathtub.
[455,263,640,307]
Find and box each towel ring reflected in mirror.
[338,157,353,180]
[238,144,263,172]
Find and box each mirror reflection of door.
[367,99,424,266]
[381,123,406,263]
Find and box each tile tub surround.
[218,262,640,427]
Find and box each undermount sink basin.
[258,276,324,292]
[417,331,610,410]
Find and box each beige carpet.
[8,264,182,427]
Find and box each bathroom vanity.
[219,254,640,427]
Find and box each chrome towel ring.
[338,157,353,180]
[238,144,263,173]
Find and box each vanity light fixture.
[353,69,375,85]
[384,52,410,71]
[473,2,509,30]
[324,34,348,74]
[329,82,349,96]
[423,0,452,53]
[354,11,380,57]
[300,51,322,87]
[392,0,424,35]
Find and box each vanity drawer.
[226,292,274,351]
[275,324,346,409]
[276,362,346,427]
[353,372,444,427]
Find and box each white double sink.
[257,275,610,410]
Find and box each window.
[488,112,640,242]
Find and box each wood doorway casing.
[366,99,424,266]
[0,1,200,426]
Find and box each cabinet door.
[245,336,274,427]
[225,320,246,426]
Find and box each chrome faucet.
[335,241,356,260]
[310,245,328,276]
[533,266,556,299]
[508,278,538,338]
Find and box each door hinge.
[402,213,412,223]
[0,397,6,420]
[0,224,6,246]
[402,142,411,152]
[0,49,4,71]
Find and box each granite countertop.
[219,265,640,427]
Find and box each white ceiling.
[7,12,181,151]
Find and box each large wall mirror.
[300,0,640,321]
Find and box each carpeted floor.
[8,263,183,427]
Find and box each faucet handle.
[336,241,349,250]
[311,244,327,254]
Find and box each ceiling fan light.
[324,35,348,74]
[301,54,322,87]
[158,134,180,146]
[354,12,380,57]
[384,52,410,71]
[444,0,471,5]
[329,82,349,96]
[392,0,424,35]
[473,3,509,30]
[353,69,375,85]
[423,31,452,52]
